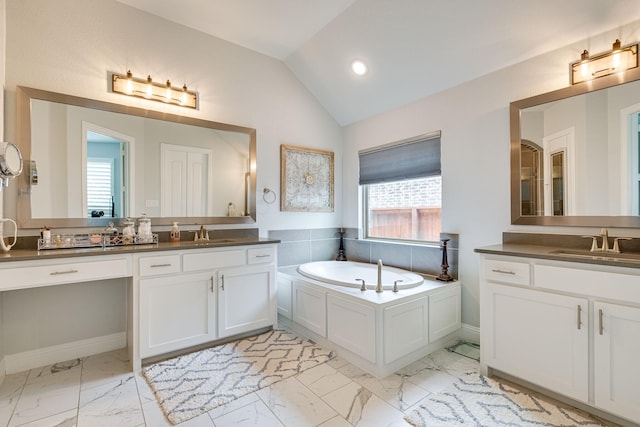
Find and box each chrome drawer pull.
[221,274,225,291]
[491,269,516,275]
[254,254,271,258]
[210,276,214,292]
[50,269,79,276]
[150,263,172,268]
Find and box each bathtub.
[297,260,424,290]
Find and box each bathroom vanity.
[476,243,640,425]
[0,238,278,374]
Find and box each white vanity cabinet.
[593,301,640,419]
[483,281,589,402]
[139,271,216,358]
[479,254,640,424]
[217,263,275,338]
[135,244,277,363]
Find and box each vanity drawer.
[248,246,276,264]
[0,257,131,291]
[183,249,246,272]
[483,258,530,286]
[139,254,181,276]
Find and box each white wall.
[343,21,640,327]
[1,0,343,355]
[3,0,343,234]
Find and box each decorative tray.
[38,233,158,250]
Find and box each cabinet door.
[292,281,327,337]
[384,297,428,364]
[218,264,275,338]
[483,283,588,402]
[594,301,640,422]
[139,272,216,358]
[328,294,376,363]
[429,285,461,343]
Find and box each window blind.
[87,159,114,217]
[358,132,441,185]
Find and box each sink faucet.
[583,228,632,253]
[376,259,383,293]
[600,228,609,252]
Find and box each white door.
[139,271,216,358]
[594,301,640,422]
[161,143,213,216]
[484,283,589,402]
[218,264,274,338]
[543,127,575,216]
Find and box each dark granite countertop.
[0,237,280,263]
[475,242,640,269]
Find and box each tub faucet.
[376,259,383,293]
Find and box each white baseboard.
[459,323,480,344]
[4,332,127,374]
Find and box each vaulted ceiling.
[117,0,640,125]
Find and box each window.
[359,132,441,243]
[87,157,114,217]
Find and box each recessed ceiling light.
[351,60,368,76]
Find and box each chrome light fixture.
[571,39,638,85]
[112,70,198,109]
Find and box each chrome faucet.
[376,259,383,293]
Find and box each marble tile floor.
[0,334,492,427]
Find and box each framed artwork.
[281,144,334,212]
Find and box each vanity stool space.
[477,247,640,425]
[0,241,278,377]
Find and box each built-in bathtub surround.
[269,228,458,279]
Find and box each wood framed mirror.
[510,67,640,227]
[15,86,257,229]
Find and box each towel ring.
[263,187,277,204]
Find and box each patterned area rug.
[143,329,334,425]
[405,372,607,427]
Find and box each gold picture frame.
[281,144,334,212]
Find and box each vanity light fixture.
[112,71,198,109]
[571,39,638,85]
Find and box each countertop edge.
[0,238,281,263]
[475,243,640,269]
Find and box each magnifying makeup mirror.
[0,141,23,188]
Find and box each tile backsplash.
[268,228,458,279]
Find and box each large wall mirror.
[15,86,257,229]
[511,67,640,227]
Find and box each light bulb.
[165,80,172,101]
[181,84,188,105]
[125,70,133,94]
[146,75,153,98]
